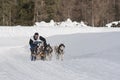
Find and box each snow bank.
[1,19,120,37]
[35,20,56,27]
[34,18,87,27]
[106,21,120,27]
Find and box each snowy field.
[0,21,120,80]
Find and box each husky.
[36,43,53,61]
[35,42,45,60]
[54,43,65,61]
[44,44,53,61]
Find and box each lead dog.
[36,43,45,60]
[36,44,53,61]
[54,43,65,61]
[44,44,53,61]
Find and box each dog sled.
[31,42,65,61]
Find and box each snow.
[106,21,120,27]
[0,20,120,80]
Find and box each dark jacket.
[29,36,47,48]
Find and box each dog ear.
[63,44,65,47]
[60,43,65,48]
[62,44,65,47]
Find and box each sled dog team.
[29,33,65,61]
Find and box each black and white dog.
[44,44,53,61]
[36,43,53,61]
[35,42,45,60]
[54,43,65,61]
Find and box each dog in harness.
[44,44,53,61]
[54,43,65,61]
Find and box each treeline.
[0,0,120,26]
[0,0,34,26]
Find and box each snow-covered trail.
[0,28,120,80]
[48,32,120,63]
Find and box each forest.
[0,0,120,26]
